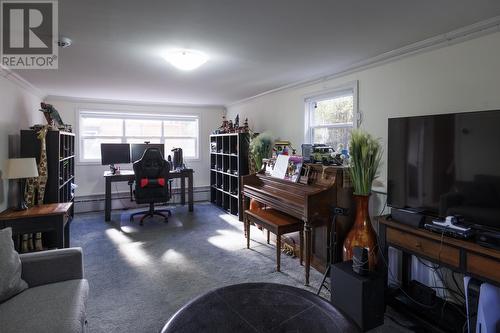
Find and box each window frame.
[77,109,200,164]
[304,81,359,147]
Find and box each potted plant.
[248,132,274,210]
[248,132,274,173]
[342,129,383,271]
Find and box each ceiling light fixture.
[163,49,208,71]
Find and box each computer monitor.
[100,143,131,165]
[130,143,165,162]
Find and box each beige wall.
[44,97,224,198]
[0,75,43,210]
[227,31,500,193]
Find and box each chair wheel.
[164,217,169,223]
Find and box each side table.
[0,203,73,252]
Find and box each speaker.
[391,208,425,228]
[171,148,183,170]
[332,261,385,332]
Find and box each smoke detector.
[58,37,72,48]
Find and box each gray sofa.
[0,248,89,333]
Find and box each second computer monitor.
[130,143,165,162]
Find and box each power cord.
[452,271,466,299]
[375,239,438,309]
[375,196,438,309]
[376,195,467,327]
[384,313,417,330]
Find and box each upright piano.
[242,164,354,285]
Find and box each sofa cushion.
[0,279,89,333]
[0,227,28,303]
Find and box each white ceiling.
[15,0,500,106]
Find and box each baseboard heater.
[74,187,210,204]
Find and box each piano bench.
[244,208,304,272]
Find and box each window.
[78,111,199,162]
[305,84,357,150]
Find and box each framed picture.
[286,156,303,182]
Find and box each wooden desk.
[378,217,500,287]
[0,203,73,251]
[103,168,194,221]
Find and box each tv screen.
[100,143,131,165]
[387,110,500,228]
[130,143,165,162]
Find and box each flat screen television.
[130,143,165,162]
[387,110,500,229]
[100,143,131,165]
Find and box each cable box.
[424,223,475,239]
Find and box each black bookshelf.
[21,130,75,216]
[210,133,249,220]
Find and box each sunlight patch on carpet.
[208,229,246,251]
[105,228,151,266]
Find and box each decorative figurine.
[234,114,240,130]
[39,103,71,132]
[273,141,293,157]
[220,116,228,133]
[243,118,249,133]
[213,115,249,134]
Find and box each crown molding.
[226,16,500,108]
[0,64,46,99]
[46,94,225,110]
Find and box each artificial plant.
[249,132,274,172]
[348,129,383,196]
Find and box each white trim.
[227,16,500,108]
[73,185,211,213]
[47,94,224,109]
[0,64,46,99]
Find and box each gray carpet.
[71,203,413,332]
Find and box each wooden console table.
[0,203,73,251]
[378,216,500,287]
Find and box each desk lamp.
[4,158,39,210]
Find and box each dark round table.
[161,283,358,333]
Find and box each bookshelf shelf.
[21,129,75,216]
[209,133,249,220]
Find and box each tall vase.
[342,194,378,271]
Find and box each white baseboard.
[74,186,210,213]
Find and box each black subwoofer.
[331,261,385,332]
